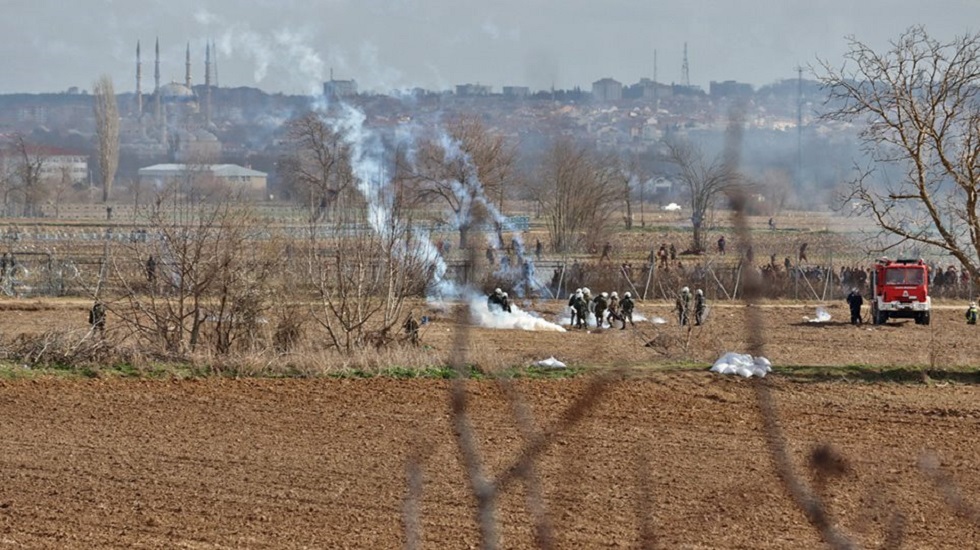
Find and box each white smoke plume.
[468,296,566,332]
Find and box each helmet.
[601,292,608,298]
[575,291,583,298]
[624,292,631,298]
[583,287,591,295]
[495,288,502,295]
[575,288,581,294]
[681,286,690,294]
[611,292,618,298]
[696,289,703,296]
[851,287,858,293]
[502,292,508,298]
[972,302,977,307]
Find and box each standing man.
[620,292,636,329]
[846,287,864,325]
[89,300,107,337]
[694,289,707,326]
[717,236,726,255]
[535,239,543,261]
[799,242,809,265]
[403,311,420,346]
[600,242,612,263]
[676,287,692,326]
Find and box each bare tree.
[532,138,620,253]
[280,111,355,220]
[403,116,515,249]
[93,75,119,207]
[820,26,980,277]
[307,192,433,353]
[11,135,45,217]
[107,183,285,357]
[661,135,740,253]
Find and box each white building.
[138,163,267,193]
[0,143,89,185]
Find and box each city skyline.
[2,0,978,95]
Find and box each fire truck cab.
[870,258,930,325]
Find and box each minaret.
[154,38,161,119]
[682,42,690,87]
[205,41,212,125]
[212,39,219,87]
[136,41,143,116]
[185,42,192,88]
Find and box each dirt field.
[0,294,978,548]
[1,373,979,548]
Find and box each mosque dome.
[160,82,196,101]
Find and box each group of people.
[674,286,708,326]
[566,287,636,330]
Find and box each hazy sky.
[3,0,979,94]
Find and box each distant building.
[626,78,673,101]
[0,142,89,185]
[710,80,754,98]
[455,84,492,97]
[502,86,530,99]
[592,78,623,101]
[138,163,267,193]
[323,78,358,99]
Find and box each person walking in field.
[620,292,636,329]
[798,242,809,264]
[571,290,588,329]
[568,288,581,328]
[592,292,609,328]
[967,302,978,325]
[606,291,622,327]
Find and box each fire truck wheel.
[873,308,887,325]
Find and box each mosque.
[124,39,220,162]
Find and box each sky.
[3,0,980,95]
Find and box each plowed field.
[1,298,979,548]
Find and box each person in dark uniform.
[846,287,863,325]
[488,288,504,311]
[620,292,636,329]
[966,302,978,325]
[571,290,588,329]
[592,292,609,327]
[694,289,707,326]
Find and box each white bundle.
[534,357,567,369]
[710,352,772,378]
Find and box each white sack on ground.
[534,357,566,369]
[710,352,772,378]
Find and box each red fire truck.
[870,258,931,325]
